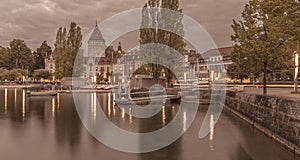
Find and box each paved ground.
[244,86,300,102]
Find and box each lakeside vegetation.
[0,22,83,83]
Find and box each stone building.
[188,46,233,81]
[84,22,107,83]
[44,53,56,74]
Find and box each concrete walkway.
[244,87,300,102]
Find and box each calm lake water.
[0,88,298,160]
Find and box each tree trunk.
[263,63,267,94]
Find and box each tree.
[66,22,83,77]
[33,69,51,80]
[96,73,104,83]
[0,68,8,81]
[139,0,186,86]
[54,27,67,79]
[34,41,52,70]
[0,46,13,70]
[231,0,299,94]
[227,46,251,83]
[0,69,27,82]
[9,39,34,70]
[54,22,83,79]
[105,46,115,59]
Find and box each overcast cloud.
[0,0,248,51]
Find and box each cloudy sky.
[0,0,248,51]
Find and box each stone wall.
[225,90,300,153]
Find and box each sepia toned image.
[0,0,299,160]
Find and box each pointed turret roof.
[89,21,105,41]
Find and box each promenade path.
[244,86,300,102]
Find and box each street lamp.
[93,75,97,84]
[22,76,25,84]
[294,53,299,92]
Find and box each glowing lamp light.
[295,53,298,80]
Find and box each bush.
[0,68,28,82]
[33,69,51,80]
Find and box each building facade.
[84,22,107,83]
[44,54,55,74]
[187,47,233,82]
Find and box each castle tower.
[88,21,106,57]
[86,21,107,83]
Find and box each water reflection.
[57,93,60,110]
[52,97,55,117]
[162,105,166,126]
[183,111,187,131]
[4,88,7,114]
[121,107,125,121]
[22,89,26,120]
[91,92,97,123]
[209,114,215,151]
[0,89,298,160]
[108,93,111,118]
[14,88,17,108]
[129,108,133,124]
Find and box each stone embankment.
[225,90,300,155]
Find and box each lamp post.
[294,53,299,93]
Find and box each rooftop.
[89,23,105,42]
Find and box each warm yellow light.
[121,107,125,121]
[4,88,7,114]
[183,111,187,131]
[162,105,166,126]
[22,89,26,120]
[129,108,133,124]
[108,93,111,118]
[52,98,55,117]
[14,88,17,107]
[209,114,215,151]
[295,53,298,81]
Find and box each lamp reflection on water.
[22,89,26,120]
[91,93,97,123]
[4,88,7,114]
[121,107,125,121]
[57,93,60,110]
[14,88,17,108]
[209,114,215,151]
[108,93,111,118]
[172,106,176,117]
[113,107,116,116]
[129,108,133,124]
[162,105,166,126]
[183,111,187,131]
[52,97,55,117]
